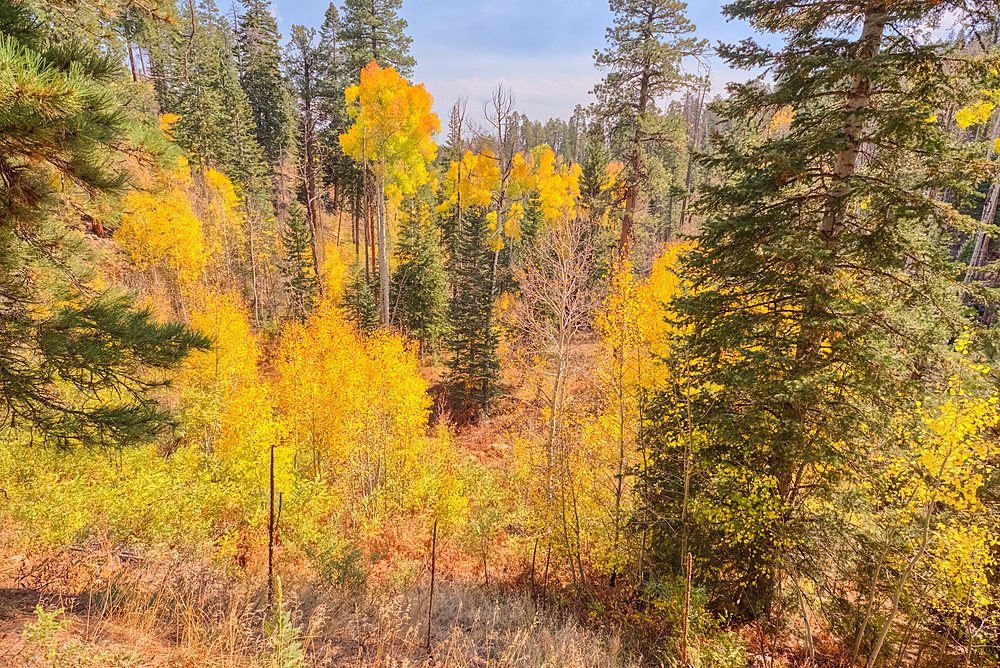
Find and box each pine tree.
[339,0,415,82]
[235,0,293,165]
[281,203,320,322]
[390,198,448,355]
[316,2,358,218]
[149,0,267,189]
[641,0,997,615]
[146,0,275,320]
[285,25,325,280]
[446,208,501,417]
[579,138,611,216]
[437,98,469,263]
[593,0,705,255]
[0,0,210,447]
[343,274,380,334]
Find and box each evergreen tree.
[390,199,448,355]
[437,97,469,264]
[149,0,268,189]
[580,137,611,215]
[0,0,210,447]
[281,203,320,322]
[235,0,293,165]
[147,0,275,319]
[641,0,997,616]
[343,273,380,334]
[284,25,325,278]
[316,3,361,224]
[593,0,705,255]
[446,208,501,417]
[339,0,415,82]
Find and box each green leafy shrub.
[306,538,368,590]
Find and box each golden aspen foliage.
[339,62,439,198]
[275,304,433,529]
[595,242,693,402]
[492,151,536,245]
[847,334,1000,630]
[209,382,287,547]
[439,145,579,252]
[177,290,262,444]
[275,306,362,473]
[173,290,300,559]
[158,112,181,134]
[766,106,795,137]
[116,162,207,290]
[588,258,646,518]
[198,169,248,286]
[604,161,625,200]
[566,243,698,570]
[865,384,1000,618]
[534,146,581,223]
[954,92,998,129]
[437,150,496,213]
[321,239,349,303]
[340,63,440,325]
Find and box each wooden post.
[268,436,276,609]
[541,541,552,609]
[681,552,692,668]
[427,519,438,652]
[530,537,538,600]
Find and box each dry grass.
[292,581,631,668]
[0,543,635,668]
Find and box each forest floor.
[0,536,633,668]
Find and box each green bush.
[306,537,368,590]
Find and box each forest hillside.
[2,0,1000,666]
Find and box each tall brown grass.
[2,545,635,668]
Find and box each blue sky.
[269,0,767,125]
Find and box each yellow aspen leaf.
[340,62,440,197]
[116,178,206,285]
[159,112,180,133]
[955,100,996,128]
[767,105,794,136]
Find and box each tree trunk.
[679,85,706,233]
[127,40,138,82]
[247,194,261,326]
[619,24,654,257]
[619,181,637,259]
[369,185,377,287]
[963,108,1000,283]
[377,166,390,326]
[354,186,360,257]
[819,5,887,246]
[613,319,626,557]
[680,346,695,561]
[304,60,322,286]
[363,179,371,284]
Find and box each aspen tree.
[340,63,439,326]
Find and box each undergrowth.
[1,543,640,668]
